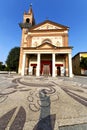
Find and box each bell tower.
[23,4,35,26]
[19,4,35,29]
[18,4,35,74]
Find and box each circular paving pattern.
[0,76,59,130]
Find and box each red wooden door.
[43,65,50,76]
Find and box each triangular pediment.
[30,20,69,31]
[36,42,56,49]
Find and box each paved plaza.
[0,74,87,130]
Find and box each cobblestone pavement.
[0,74,87,130]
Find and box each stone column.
[68,53,73,77]
[52,53,56,77]
[25,54,29,75]
[22,53,26,76]
[36,53,40,76]
[65,54,69,76]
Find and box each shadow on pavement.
[33,89,56,130]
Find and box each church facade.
[18,5,73,77]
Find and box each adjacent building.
[18,5,73,77]
[72,52,87,75]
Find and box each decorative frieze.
[31,36,63,47]
[34,23,62,30]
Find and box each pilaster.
[36,53,40,76]
[68,53,73,77]
[22,53,26,76]
[52,53,56,77]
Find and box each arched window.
[42,39,52,44]
[26,18,30,23]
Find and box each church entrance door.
[43,64,50,76]
[33,66,36,75]
[57,67,61,76]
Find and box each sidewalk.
[0,74,87,130]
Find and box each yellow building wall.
[80,53,87,57]
[72,54,81,75]
[72,53,87,75]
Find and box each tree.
[0,62,6,71]
[80,57,87,69]
[6,47,20,72]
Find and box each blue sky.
[0,0,87,63]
